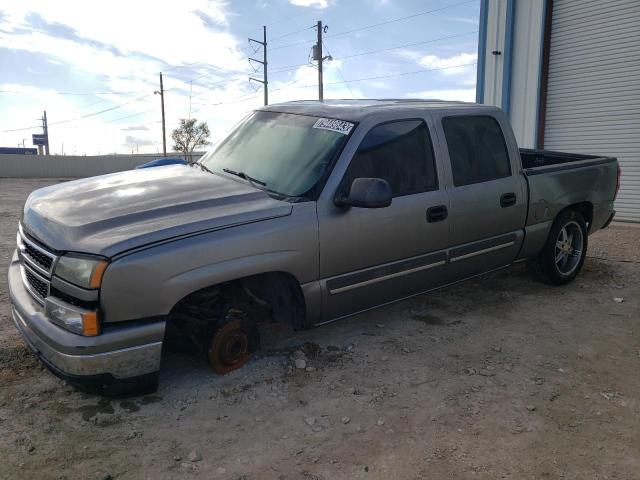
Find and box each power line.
[322,41,355,98]
[334,31,479,60]
[267,30,478,76]
[293,62,478,89]
[269,25,315,43]
[2,93,153,132]
[268,0,478,52]
[0,89,149,96]
[105,109,154,123]
[326,0,479,39]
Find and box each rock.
[126,431,137,440]
[304,416,316,426]
[312,425,323,432]
[180,462,194,471]
[381,356,389,362]
[526,404,536,412]
[174,455,182,462]
[295,358,307,370]
[216,467,226,475]
[305,366,316,372]
[478,369,495,377]
[341,416,351,424]
[188,450,202,462]
[376,324,385,328]
[613,297,624,303]
[347,387,357,395]
[376,419,385,426]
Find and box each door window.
[342,120,438,197]
[442,116,511,186]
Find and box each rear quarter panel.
[518,159,617,258]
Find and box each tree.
[171,118,211,163]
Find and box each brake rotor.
[208,318,251,374]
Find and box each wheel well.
[169,271,307,330]
[558,202,593,231]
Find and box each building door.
[544,0,640,222]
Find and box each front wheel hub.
[208,318,252,374]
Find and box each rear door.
[431,111,527,280]
[317,116,449,322]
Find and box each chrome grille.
[24,242,54,271]
[23,267,49,300]
[16,225,57,305]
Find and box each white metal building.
[476,0,640,222]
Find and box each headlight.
[54,254,108,289]
[45,297,100,336]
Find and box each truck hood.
[22,165,293,257]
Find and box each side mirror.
[336,177,392,208]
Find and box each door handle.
[500,192,517,208]
[427,205,448,223]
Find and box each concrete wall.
[0,153,203,178]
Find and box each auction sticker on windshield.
[312,118,354,135]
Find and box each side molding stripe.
[450,241,515,263]
[329,260,446,295]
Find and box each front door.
[317,118,450,322]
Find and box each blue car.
[136,157,187,169]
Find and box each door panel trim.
[326,251,447,295]
[316,263,512,327]
[449,232,517,262]
[450,241,515,262]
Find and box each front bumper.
[8,251,165,396]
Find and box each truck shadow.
[156,258,617,394]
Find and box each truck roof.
[260,99,500,122]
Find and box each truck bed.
[519,148,614,172]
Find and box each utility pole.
[248,26,268,106]
[188,80,193,120]
[42,110,50,155]
[313,21,331,102]
[316,21,323,102]
[155,73,167,156]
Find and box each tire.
[528,209,588,286]
[207,307,260,375]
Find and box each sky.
[0,0,480,155]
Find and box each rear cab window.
[442,115,511,187]
[341,119,438,197]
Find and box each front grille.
[17,226,57,305]
[24,267,49,301]
[23,242,54,271]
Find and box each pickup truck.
[8,100,619,396]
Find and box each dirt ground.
[1,178,639,480]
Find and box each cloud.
[397,51,478,75]
[121,125,150,131]
[289,0,329,8]
[406,88,476,102]
[124,135,156,146]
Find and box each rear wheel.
[528,210,588,285]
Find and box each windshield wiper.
[192,162,215,175]
[222,168,267,187]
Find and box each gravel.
[1,179,639,479]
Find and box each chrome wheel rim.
[555,221,583,276]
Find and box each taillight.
[614,163,621,200]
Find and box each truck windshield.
[198,111,353,197]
